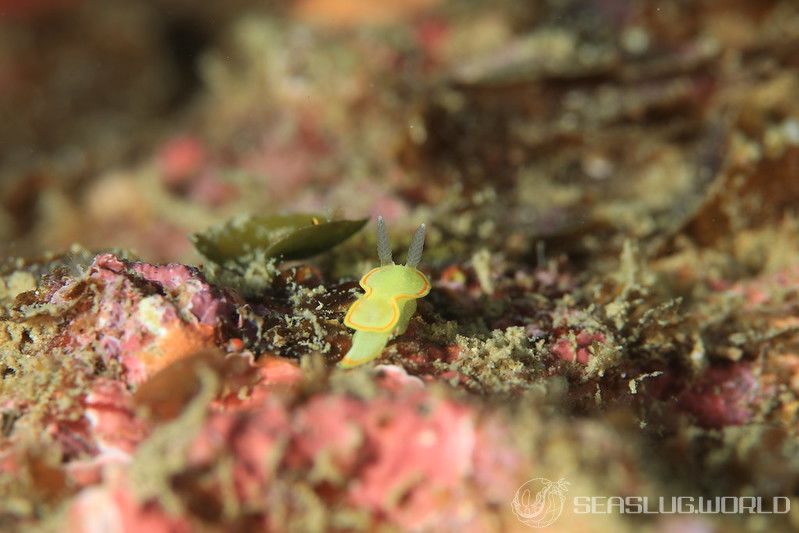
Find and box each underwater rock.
[67,254,237,385]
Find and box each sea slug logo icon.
[511,478,569,528]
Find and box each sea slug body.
[338,216,430,368]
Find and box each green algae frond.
[192,214,368,265]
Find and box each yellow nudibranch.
[338,216,430,368]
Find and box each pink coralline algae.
[53,253,237,385]
[68,479,191,533]
[158,136,206,188]
[50,380,150,489]
[60,374,523,531]
[344,393,480,528]
[157,136,238,208]
[83,379,150,457]
[676,363,759,429]
[182,385,523,530]
[551,330,606,365]
[373,364,425,391]
[211,354,304,410]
